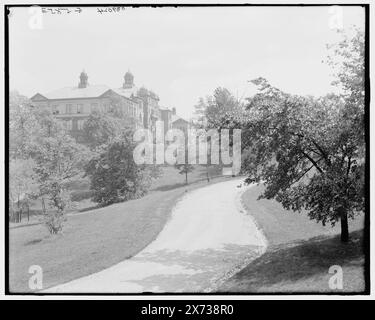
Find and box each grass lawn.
[218,184,366,293]
[9,165,222,228]
[150,165,223,191]
[9,165,228,293]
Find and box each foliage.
[34,107,65,139]
[33,132,89,233]
[9,91,41,159]
[193,97,207,128]
[9,92,67,159]
[34,132,88,184]
[202,29,365,242]
[9,158,38,221]
[9,158,38,201]
[192,88,242,178]
[82,108,135,151]
[193,87,242,129]
[174,163,195,185]
[43,188,71,234]
[326,28,365,159]
[43,211,66,234]
[326,28,365,106]
[82,111,123,150]
[240,29,365,241]
[242,80,364,223]
[85,131,159,206]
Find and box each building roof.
[137,87,159,100]
[113,86,139,99]
[171,114,189,124]
[33,84,112,100]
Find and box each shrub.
[85,133,159,206]
[43,211,66,234]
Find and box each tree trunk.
[206,170,210,182]
[10,200,15,223]
[42,198,46,214]
[340,208,349,243]
[17,195,20,223]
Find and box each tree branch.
[301,151,324,174]
[346,156,352,176]
[311,139,330,165]
[293,164,315,185]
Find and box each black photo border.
[3,2,371,296]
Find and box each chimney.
[172,107,176,115]
[78,70,88,88]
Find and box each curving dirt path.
[44,178,267,293]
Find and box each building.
[159,107,173,134]
[171,107,190,134]
[113,71,163,132]
[137,87,161,131]
[30,70,188,143]
[31,71,143,142]
[112,70,146,128]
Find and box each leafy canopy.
[85,131,159,206]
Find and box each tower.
[123,70,134,89]
[78,70,88,88]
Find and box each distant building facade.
[30,70,188,143]
[171,107,190,134]
[159,107,173,134]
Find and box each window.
[66,104,72,114]
[77,104,84,114]
[91,103,99,112]
[77,119,85,130]
[52,105,59,115]
[66,104,77,114]
[66,120,72,130]
[62,120,72,131]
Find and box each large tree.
[85,131,159,206]
[194,87,242,129]
[9,92,67,158]
[33,132,89,233]
[242,82,363,242]
[192,88,242,178]
[82,111,122,150]
[9,92,92,231]
[9,91,40,159]
[81,110,134,151]
[236,29,365,243]
[9,158,38,222]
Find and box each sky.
[8,6,365,119]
